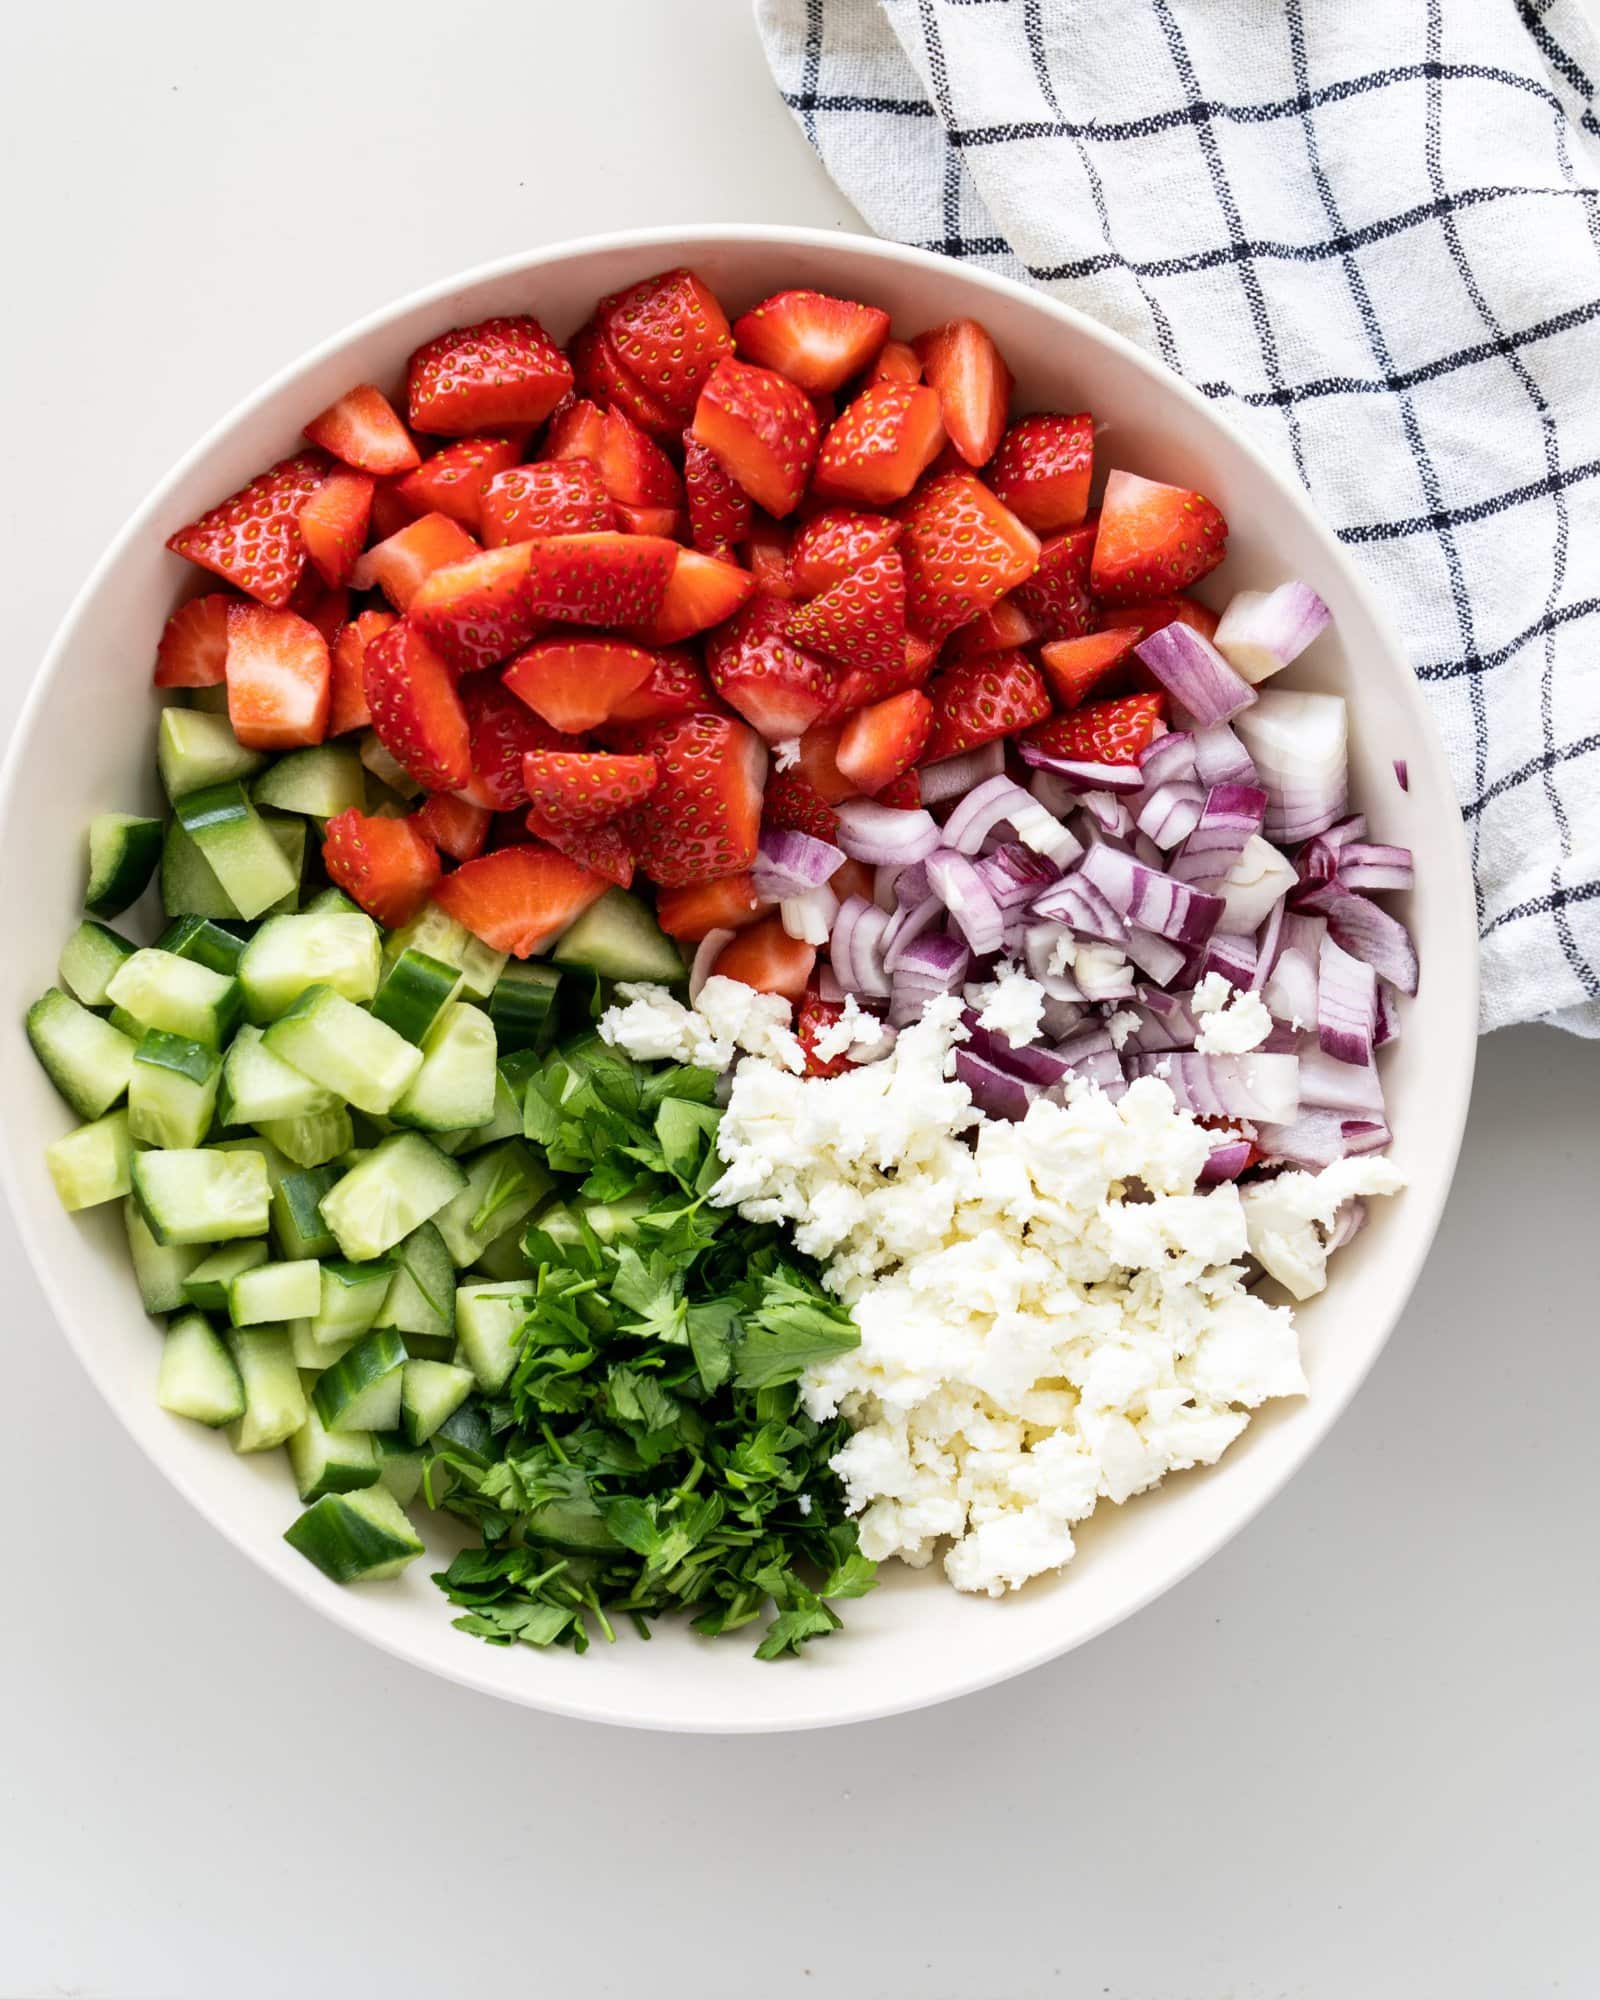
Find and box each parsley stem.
[539,1421,571,1464]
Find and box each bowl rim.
[0,224,1478,1731]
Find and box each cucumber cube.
[128,1031,222,1148]
[85,812,164,920]
[238,912,382,1024]
[158,707,266,800]
[284,1484,424,1582]
[263,985,423,1116]
[26,988,137,1120]
[227,1259,322,1326]
[400,1358,474,1445]
[433,1139,552,1269]
[454,1280,535,1394]
[124,1199,207,1314]
[391,1001,497,1133]
[158,1312,246,1428]
[183,1241,271,1311]
[317,1133,467,1262]
[133,1147,271,1246]
[45,1109,134,1212]
[58,919,136,1007]
[256,1107,355,1168]
[287,1404,380,1502]
[105,949,242,1049]
[175,781,298,921]
[270,1165,342,1261]
[252,743,365,820]
[226,1326,307,1451]
[313,1328,408,1434]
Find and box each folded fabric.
[755,0,1600,1035]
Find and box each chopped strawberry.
[712,915,814,1003]
[594,406,683,512]
[368,479,419,542]
[303,385,419,475]
[1090,470,1228,604]
[796,991,854,1076]
[786,547,906,674]
[521,750,659,828]
[986,413,1094,533]
[827,633,938,722]
[877,769,921,809]
[480,462,616,546]
[788,508,901,596]
[407,316,572,436]
[1023,692,1167,765]
[290,573,350,646]
[615,502,684,538]
[685,437,753,552]
[603,645,719,727]
[763,765,841,837]
[898,472,1040,642]
[811,383,946,508]
[599,268,733,423]
[362,620,471,789]
[869,340,922,386]
[706,596,839,742]
[407,542,542,674]
[656,873,768,940]
[1038,628,1141,709]
[350,512,481,612]
[691,358,820,519]
[523,813,636,889]
[224,604,330,749]
[397,434,525,531]
[630,548,755,645]
[830,856,875,904]
[732,289,891,394]
[520,532,677,628]
[432,841,609,957]
[1097,595,1220,643]
[328,609,395,734]
[794,724,854,805]
[297,469,374,589]
[742,514,796,599]
[629,711,765,886]
[911,319,1012,469]
[1011,520,1098,641]
[836,687,932,795]
[458,673,570,810]
[940,597,1042,664]
[165,452,327,608]
[153,593,233,687]
[322,809,441,929]
[809,392,839,433]
[503,634,655,734]
[412,791,491,862]
[582,327,684,437]
[922,650,1051,761]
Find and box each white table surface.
[4,4,1598,1995]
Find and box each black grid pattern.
[756,0,1600,1034]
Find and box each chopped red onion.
[1233,689,1349,843]
[1138,730,1197,789]
[834,799,943,866]
[975,843,1059,912]
[1030,871,1129,943]
[889,931,971,1027]
[942,773,1082,870]
[1201,1139,1255,1183]
[1393,758,1409,792]
[1124,1001,1197,1054]
[1334,842,1415,893]
[751,826,844,899]
[1122,927,1189,986]
[1198,931,1259,989]
[1322,890,1419,996]
[1317,932,1378,1066]
[1021,922,1085,999]
[1251,898,1287,991]
[1192,722,1257,789]
[1077,790,1134,838]
[1075,843,1226,947]
[1325,1198,1368,1252]
[780,884,840,948]
[1017,743,1147,794]
[918,742,1006,806]
[926,849,1005,955]
[954,1049,1039,1121]
[830,895,892,999]
[1170,783,1268,887]
[1040,994,1087,1039]
[816,964,846,1005]
[1298,1041,1385,1115]
[688,928,736,1002]
[1216,834,1298,934]
[1128,1050,1301,1123]
[1135,622,1258,725]
[1137,780,1206,850]
[1211,582,1332,685]
[1027,769,1082,820]
[1375,980,1401,1046]
[882,894,943,972]
[961,1010,1075,1084]
[1256,1112,1389,1170]
[894,860,931,909]
[1054,1024,1126,1092]
[1263,912,1323,1026]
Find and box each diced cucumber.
[158,706,266,799]
[175,781,299,921]
[472,1228,533,1282]
[228,1259,322,1325]
[238,911,382,1024]
[182,1240,270,1311]
[374,1222,456,1353]
[284,1483,424,1582]
[105,949,242,1049]
[58,920,137,1007]
[313,1131,466,1263]
[220,1024,338,1127]
[84,813,164,919]
[253,743,365,819]
[454,1279,534,1394]
[226,1326,307,1451]
[373,1431,426,1507]
[262,985,422,1117]
[156,914,247,976]
[382,904,506,999]
[303,886,361,917]
[256,1107,355,1169]
[551,887,684,983]
[311,1257,394,1348]
[287,1402,380,1501]
[133,1146,271,1246]
[391,1002,496,1133]
[400,1359,474,1445]
[430,1398,495,1469]
[124,1199,206,1313]
[313,1328,408,1433]
[45,1109,134,1211]
[452,1049,540,1152]
[358,732,424,800]
[260,812,307,912]
[369,948,461,1045]
[26,988,137,1119]
[161,820,237,920]
[270,1165,342,1261]
[211,1133,292,1189]
[128,1032,222,1149]
[157,1312,246,1427]
[433,1138,552,1269]
[487,961,562,1053]
[527,1191,650,1259]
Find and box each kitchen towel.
[755,0,1600,1035]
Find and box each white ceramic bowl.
[0,226,1477,1732]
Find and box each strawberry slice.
[369,479,419,542]
[625,549,750,646]
[594,406,683,512]
[408,316,572,437]
[165,452,327,609]
[830,856,875,904]
[868,340,922,386]
[827,632,939,721]
[581,327,685,437]
[503,634,655,734]
[876,769,921,809]
[362,620,471,790]
[224,604,330,749]
[742,515,796,599]
[433,841,609,957]
[836,687,932,795]
[1097,596,1220,644]
[412,791,491,863]
[523,813,636,889]
[787,547,906,674]
[763,766,841,837]
[940,598,1042,664]
[397,434,526,531]
[795,991,854,1077]
[1038,629,1140,710]
[480,462,616,546]
[458,673,571,810]
[303,385,419,475]
[922,650,1051,761]
[685,438,753,552]
[540,396,607,461]
[603,645,719,727]
[599,267,733,424]
[521,750,659,828]
[322,809,441,929]
[519,532,677,628]
[788,508,901,596]
[712,915,814,1003]
[1011,519,1098,642]
[288,573,348,644]
[1090,470,1228,604]
[328,608,395,734]
[706,596,839,742]
[153,593,233,687]
[407,543,543,674]
[898,472,1040,642]
[297,469,374,589]
[350,512,481,612]
[691,358,820,518]
[812,383,946,508]
[656,873,768,939]
[629,712,766,887]
[1023,692,1167,765]
[911,319,1012,468]
[732,290,891,394]
[986,413,1094,533]
[793,725,854,806]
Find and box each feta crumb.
[1241,1154,1406,1300]
[773,736,801,773]
[1047,932,1078,975]
[599,975,805,1074]
[972,961,1047,1045]
[1192,973,1274,1055]
[809,991,894,1065]
[1106,1008,1141,1051]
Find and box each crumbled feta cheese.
[1240,1155,1406,1300]
[1047,933,1078,975]
[773,736,801,772]
[599,976,805,1074]
[1106,1008,1140,1051]
[1192,973,1274,1055]
[970,961,1047,1045]
[808,991,895,1065]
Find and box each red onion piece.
[834,799,943,866]
[1129,1050,1301,1123]
[1021,922,1085,1000]
[1325,1198,1368,1252]
[830,895,892,999]
[1375,981,1401,1046]
[1040,994,1087,1039]
[975,843,1059,912]
[1393,758,1410,792]
[1075,843,1226,947]
[1138,730,1197,788]
[1233,689,1349,843]
[1212,582,1332,685]
[1322,890,1419,996]
[1263,911,1323,1026]
[689,929,736,1002]
[1170,783,1268,887]
[1334,842,1415,893]
[781,884,839,947]
[1256,1112,1389,1170]
[954,1048,1039,1121]
[1192,722,1258,788]
[1077,790,1134,838]
[1198,931,1259,989]
[751,826,844,899]
[926,849,1005,955]
[1298,1041,1385,1115]
[1055,1024,1126,1092]
[1252,898,1288,992]
[1216,834,1298,935]
[1030,871,1130,943]
[882,894,943,972]
[1201,1139,1255,1183]
[1317,932,1378,1065]
[889,931,971,1027]
[1074,944,1137,1002]
[1122,927,1189,986]
[1135,622,1258,725]
[919,742,1006,806]
[1137,780,1206,850]
[1017,745,1147,795]
[961,1010,1075,1084]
